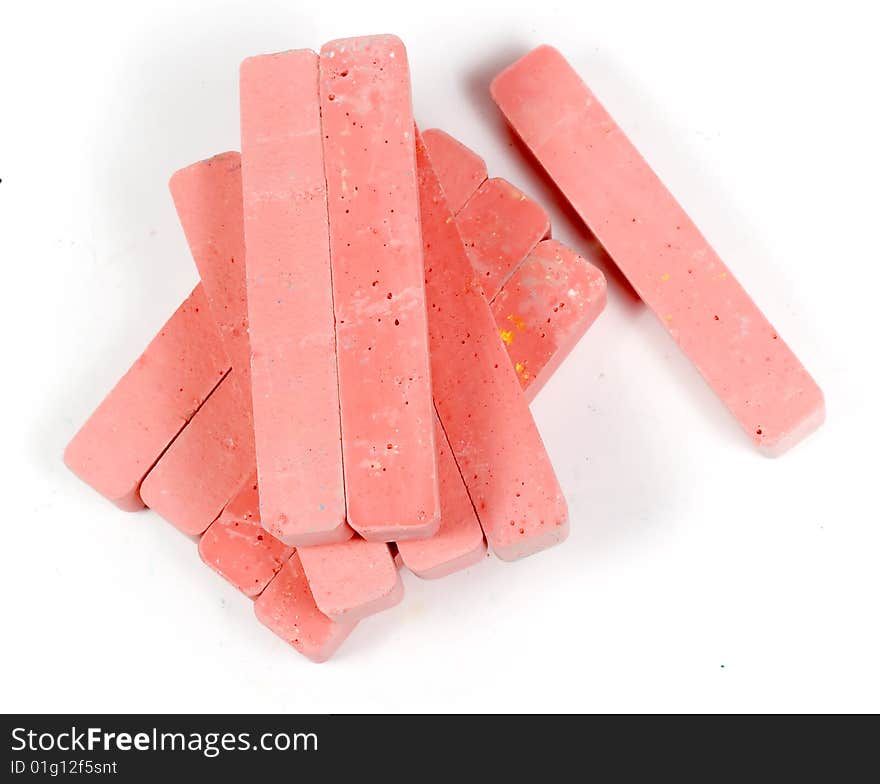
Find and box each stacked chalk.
[64,37,822,662]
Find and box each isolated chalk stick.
[491,45,824,454]
[320,35,439,541]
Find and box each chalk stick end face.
[298,541,404,623]
[240,48,318,79]
[254,553,356,664]
[486,494,570,562]
[754,387,826,458]
[169,151,241,195]
[63,439,145,512]
[404,537,488,580]
[422,128,489,215]
[260,509,353,549]
[493,239,608,404]
[198,479,294,598]
[321,33,407,61]
[489,44,566,104]
[354,506,442,543]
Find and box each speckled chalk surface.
[240,49,349,545]
[422,128,488,214]
[493,239,607,402]
[139,154,255,534]
[456,177,550,301]
[199,472,294,597]
[64,285,230,511]
[320,35,439,542]
[254,552,358,663]
[491,45,824,454]
[297,538,403,622]
[417,130,568,561]
[396,413,487,578]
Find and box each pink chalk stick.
[254,552,357,663]
[297,538,403,622]
[170,152,251,399]
[320,35,439,542]
[417,130,569,561]
[456,177,551,301]
[493,239,607,403]
[64,285,229,511]
[240,50,349,544]
[422,128,488,214]
[140,154,257,535]
[492,45,824,454]
[198,472,294,597]
[140,377,254,535]
[396,414,487,578]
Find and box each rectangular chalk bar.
[297,538,403,623]
[64,285,230,511]
[199,472,294,597]
[416,130,568,561]
[491,46,824,455]
[240,50,349,545]
[319,35,439,541]
[493,239,607,403]
[255,552,358,663]
[140,154,256,534]
[455,177,550,301]
[422,128,488,214]
[396,413,487,578]
[171,152,252,401]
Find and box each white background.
[2,0,878,713]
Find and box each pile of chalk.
[64,37,824,662]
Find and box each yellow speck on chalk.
[664,314,673,322]
[660,273,670,281]
[506,313,526,331]
[718,271,727,279]
[445,216,454,224]
[515,362,525,374]
[500,329,514,345]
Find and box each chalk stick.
[297,538,403,623]
[416,129,568,561]
[140,154,256,534]
[254,552,357,663]
[198,472,293,597]
[64,285,229,510]
[491,45,824,454]
[396,414,487,578]
[456,177,550,301]
[240,50,349,544]
[493,239,607,402]
[422,128,488,214]
[170,152,251,398]
[320,35,439,541]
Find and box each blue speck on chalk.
[319,504,325,511]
